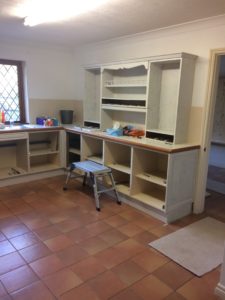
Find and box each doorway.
[207,56,225,195]
[194,49,225,214]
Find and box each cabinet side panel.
[174,58,196,143]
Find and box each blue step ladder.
[63,160,121,211]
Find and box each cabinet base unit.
[65,128,199,223]
[0,133,29,179]
[67,132,81,165]
[81,135,103,163]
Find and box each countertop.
[0,124,64,133]
[64,125,200,154]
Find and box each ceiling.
[0,0,225,47]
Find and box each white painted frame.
[194,49,224,213]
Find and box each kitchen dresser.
[65,127,199,223]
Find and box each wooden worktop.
[65,125,200,154]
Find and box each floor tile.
[94,247,129,269]
[131,274,173,299]
[87,270,126,300]
[0,240,16,256]
[44,234,73,252]
[98,228,127,246]
[85,221,113,236]
[0,265,38,293]
[57,245,88,266]
[0,281,7,297]
[34,225,61,241]
[55,218,82,233]
[112,260,148,285]
[104,215,128,228]
[29,254,64,277]
[10,280,55,300]
[153,261,194,289]
[133,230,158,245]
[118,222,143,237]
[19,242,51,263]
[66,227,94,243]
[177,276,219,300]
[1,224,30,239]
[70,256,106,281]
[132,249,169,273]
[0,252,26,275]
[110,288,143,300]
[0,232,6,242]
[9,232,40,250]
[43,268,82,297]
[114,238,146,258]
[60,283,100,300]
[0,217,21,230]
[164,292,187,300]
[78,236,109,255]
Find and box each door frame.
[194,48,224,213]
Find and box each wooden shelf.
[69,147,80,155]
[116,183,130,195]
[108,163,131,174]
[30,163,60,173]
[134,191,165,211]
[104,83,147,88]
[0,167,27,179]
[136,171,167,187]
[87,155,103,164]
[102,105,146,112]
[30,149,59,156]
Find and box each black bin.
[60,110,74,124]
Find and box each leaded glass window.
[0,59,26,123]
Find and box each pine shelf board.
[30,149,59,157]
[87,155,103,164]
[101,104,146,112]
[29,163,60,173]
[107,163,131,174]
[116,183,130,195]
[133,191,165,211]
[69,147,81,155]
[136,171,167,187]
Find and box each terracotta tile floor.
[0,175,223,299]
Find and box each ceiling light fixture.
[14,0,109,26]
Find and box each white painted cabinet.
[0,132,29,179]
[146,53,197,143]
[28,130,62,172]
[69,131,199,222]
[100,62,149,131]
[84,53,197,144]
[0,129,64,185]
[84,67,101,128]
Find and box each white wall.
[72,15,225,108]
[1,15,225,125]
[0,39,76,100]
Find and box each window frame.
[0,58,26,123]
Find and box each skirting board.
[215,283,225,299]
[0,169,65,187]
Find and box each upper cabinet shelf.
[84,53,197,144]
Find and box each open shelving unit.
[81,135,103,164]
[0,133,28,179]
[146,54,196,144]
[100,62,149,130]
[28,131,61,172]
[84,67,101,128]
[67,132,81,165]
[104,140,131,194]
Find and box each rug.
[149,217,225,276]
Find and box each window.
[0,59,26,123]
